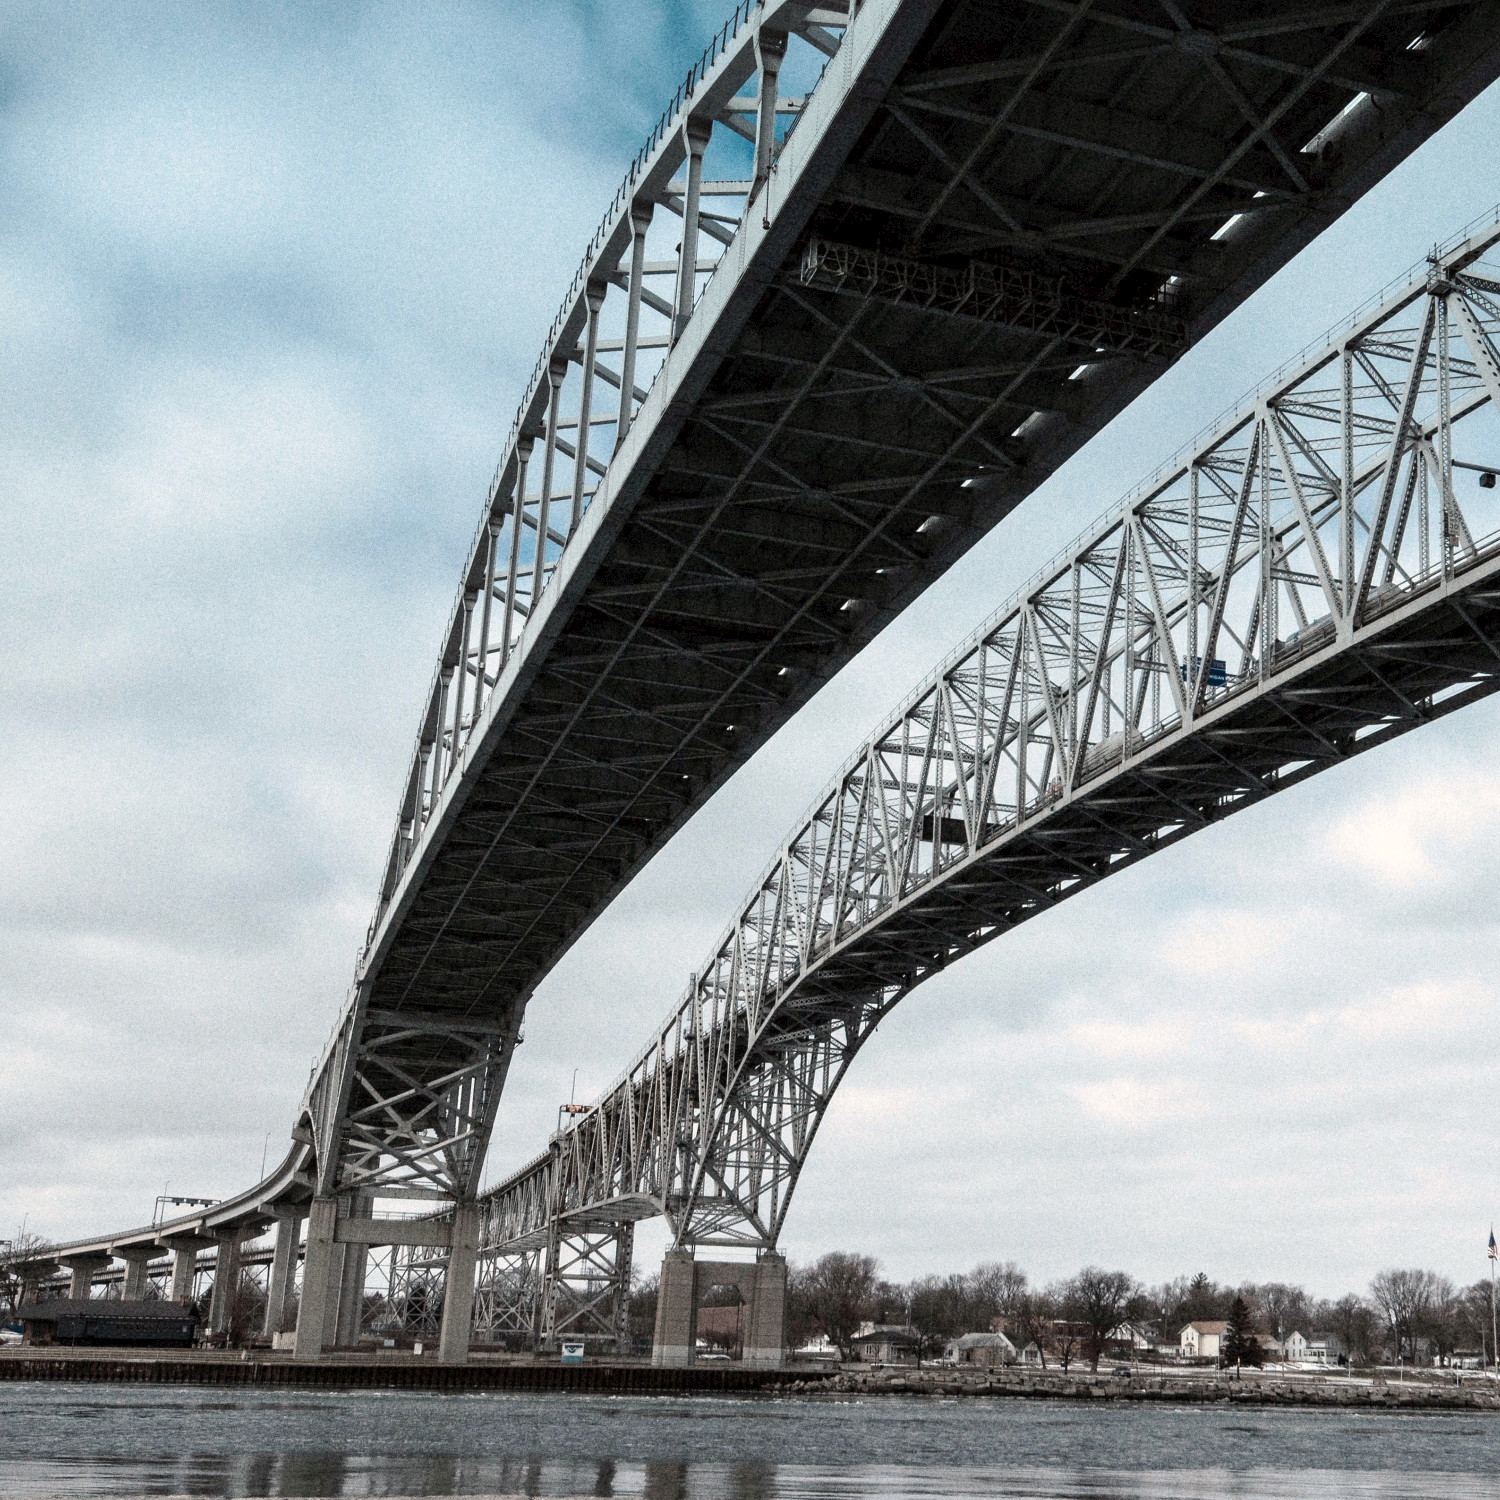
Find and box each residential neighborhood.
[682,1256,1500,1372]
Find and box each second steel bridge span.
[15,0,1500,1364]
[468,212,1500,1357]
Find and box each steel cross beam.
[20,0,1500,1321]
[299,0,1500,1215]
[474,213,1500,1271]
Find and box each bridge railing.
[358,0,852,959]
[474,205,1500,1252]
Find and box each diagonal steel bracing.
[24,2,1500,1345]
[474,214,1500,1282]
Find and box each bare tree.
[967,1261,1028,1330]
[0,1233,54,1322]
[627,1272,659,1347]
[799,1252,879,1359]
[907,1274,970,1364]
[1246,1282,1310,1341]
[1063,1267,1142,1373]
[1316,1293,1378,1365]
[1011,1288,1057,1368]
[1369,1269,1442,1361]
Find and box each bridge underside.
[356,0,1500,1196]
[20,0,1500,1367]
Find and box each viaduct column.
[263,1210,303,1338]
[293,1196,339,1360]
[208,1231,242,1335]
[18,1260,58,1308]
[119,1248,157,1300]
[438,1202,479,1364]
[335,1195,372,1348]
[162,1236,204,1303]
[61,1254,109,1301]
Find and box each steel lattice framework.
[299,0,1500,1208]
[473,214,1500,1281]
[18,0,1500,1351]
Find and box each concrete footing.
[651,1247,786,1369]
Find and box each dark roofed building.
[21,1298,198,1348]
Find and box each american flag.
[1489,1227,1496,1261]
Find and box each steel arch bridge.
[13,0,1500,1363]
[305,0,1500,1222]
[465,212,1500,1352]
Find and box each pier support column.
[438,1203,479,1364]
[293,1196,339,1360]
[743,1251,787,1369]
[651,1248,697,1367]
[62,1254,109,1301]
[120,1249,156,1300]
[163,1238,203,1303]
[208,1231,242,1334]
[263,1211,303,1336]
[18,1261,58,1308]
[335,1195,371,1348]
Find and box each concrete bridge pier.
[438,1202,479,1364]
[161,1235,205,1303]
[334,1195,372,1348]
[61,1253,109,1300]
[651,1247,786,1369]
[207,1230,242,1334]
[18,1260,58,1307]
[293,1196,344,1359]
[119,1247,157,1300]
[263,1210,303,1337]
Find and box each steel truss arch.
[477,210,1500,1269]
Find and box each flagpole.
[1490,1226,1497,1381]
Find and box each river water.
[3,1384,1499,1499]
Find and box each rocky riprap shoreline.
[784,1366,1500,1410]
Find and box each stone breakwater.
[784,1366,1500,1411]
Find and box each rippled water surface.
[3,1383,1499,1499]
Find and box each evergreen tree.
[1220,1294,1264,1367]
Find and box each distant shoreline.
[2,1348,1498,1409]
[795,1364,1500,1411]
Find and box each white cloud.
[5,2,1500,1309]
[1328,776,1500,888]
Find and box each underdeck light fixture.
[1068,364,1089,381]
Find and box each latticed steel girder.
[22,0,1500,1272]
[474,214,1500,1262]
[297,0,1500,1209]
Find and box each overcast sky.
[5,2,1500,1300]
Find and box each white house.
[1284,1330,1310,1361]
[1180,1321,1229,1359]
[1308,1334,1343,1365]
[1111,1321,1155,1351]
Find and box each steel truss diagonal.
[19,0,1500,1361]
[298,0,1500,1219]
[473,215,1500,1295]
